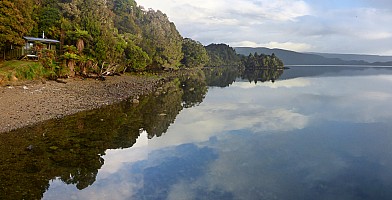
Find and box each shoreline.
[0,75,161,133]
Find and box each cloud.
[264,41,313,51]
[137,0,392,55]
[231,41,313,51]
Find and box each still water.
[2,66,392,199]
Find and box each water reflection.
[204,66,285,87]
[4,65,392,200]
[0,70,208,200]
[241,69,284,83]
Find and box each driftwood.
[55,79,67,84]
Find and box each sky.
[136,0,392,55]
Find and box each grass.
[0,60,49,85]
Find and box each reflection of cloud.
[300,76,392,123]
[99,131,149,176]
[44,71,392,199]
[45,143,218,200]
[167,124,392,200]
[148,103,308,149]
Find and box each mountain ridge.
[234,47,392,66]
[307,52,392,63]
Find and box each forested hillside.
[205,44,241,67]
[0,0,210,77]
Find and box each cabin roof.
[23,36,60,43]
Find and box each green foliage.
[181,38,210,68]
[15,63,45,80]
[242,52,284,70]
[0,60,66,82]
[38,7,61,38]
[66,29,90,42]
[124,42,151,72]
[138,9,184,70]
[113,0,141,35]
[2,0,209,74]
[0,0,29,50]
[62,52,79,60]
[205,43,241,67]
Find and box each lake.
[2,66,392,200]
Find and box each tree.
[124,42,151,72]
[242,52,284,70]
[62,45,79,77]
[0,1,29,59]
[205,43,241,67]
[138,9,183,70]
[38,7,61,39]
[67,29,91,54]
[181,38,209,68]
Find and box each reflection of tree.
[179,69,208,108]
[142,78,184,139]
[204,66,285,86]
[2,66,290,199]
[0,101,142,200]
[242,69,284,84]
[143,69,208,138]
[0,69,209,200]
[204,66,242,87]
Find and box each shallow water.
[2,66,392,200]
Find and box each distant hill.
[234,47,392,66]
[308,52,392,63]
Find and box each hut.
[4,35,60,60]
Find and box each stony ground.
[0,75,161,133]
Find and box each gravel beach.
[0,75,161,133]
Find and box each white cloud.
[264,41,313,51]
[231,41,312,52]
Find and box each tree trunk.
[60,29,65,55]
[76,39,84,54]
[68,60,76,77]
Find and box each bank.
[0,74,162,133]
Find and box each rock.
[132,99,140,104]
[56,79,67,84]
[10,75,18,82]
[26,145,34,151]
